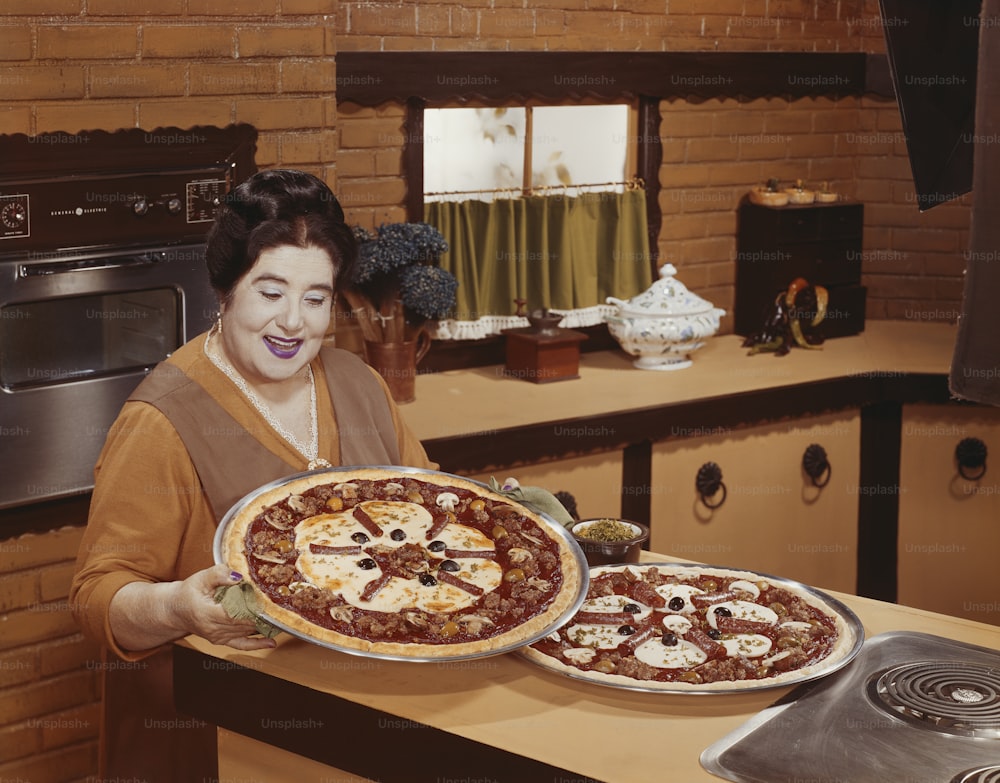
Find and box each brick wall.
[335,0,970,326]
[0,527,100,783]
[1,3,339,780]
[0,1,974,780]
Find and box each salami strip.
[574,611,635,625]
[684,628,728,660]
[629,580,666,608]
[690,590,738,609]
[425,514,452,539]
[352,505,383,538]
[443,548,497,560]
[716,616,775,635]
[436,569,484,596]
[309,543,362,556]
[359,573,392,602]
[619,624,659,652]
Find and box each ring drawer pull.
[802,443,832,488]
[955,437,988,481]
[696,461,727,509]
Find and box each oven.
[702,631,1000,783]
[0,125,256,510]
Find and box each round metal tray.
[519,562,865,694]
[213,465,590,662]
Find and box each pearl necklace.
[203,328,332,470]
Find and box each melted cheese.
[565,623,633,650]
[580,595,653,622]
[661,615,693,635]
[654,583,705,613]
[718,633,773,658]
[705,600,779,629]
[634,639,708,669]
[294,501,502,613]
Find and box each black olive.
[357,558,377,570]
[440,559,460,572]
[419,574,437,586]
[427,540,446,552]
[714,606,733,617]
[668,597,685,611]
[661,632,678,647]
[707,628,721,640]
[617,624,636,636]
[390,528,406,541]
[351,532,370,544]
[622,603,641,614]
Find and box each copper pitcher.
[363,328,432,404]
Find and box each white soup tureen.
[606,264,725,370]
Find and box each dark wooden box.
[502,328,588,383]
[735,200,866,338]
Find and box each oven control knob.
[1,201,27,229]
[167,197,182,215]
[132,198,149,216]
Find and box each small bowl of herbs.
[569,518,650,566]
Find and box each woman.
[71,169,435,779]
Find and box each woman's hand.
[108,564,278,653]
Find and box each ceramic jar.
[605,264,725,370]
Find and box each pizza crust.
[519,563,861,692]
[218,468,585,659]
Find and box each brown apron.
[99,346,400,781]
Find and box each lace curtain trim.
[428,303,617,341]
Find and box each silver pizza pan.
[213,465,590,662]
[518,561,865,694]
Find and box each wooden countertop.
[176,549,1000,783]
[400,321,959,443]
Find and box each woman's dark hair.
[206,169,357,303]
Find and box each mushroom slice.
[264,512,293,531]
[518,531,545,547]
[333,482,359,499]
[253,551,291,564]
[435,492,460,512]
[507,547,533,564]
[403,612,431,629]
[526,577,551,591]
[384,482,405,495]
[329,605,354,623]
[287,494,308,512]
[457,614,495,634]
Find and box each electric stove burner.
[867,662,1000,738]
[952,765,1000,783]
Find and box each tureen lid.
[607,264,718,316]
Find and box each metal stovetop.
[701,631,1000,783]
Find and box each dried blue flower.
[351,222,457,320]
[400,265,459,320]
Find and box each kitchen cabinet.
[174,551,1000,783]
[897,402,1000,624]
[464,450,624,522]
[734,200,866,338]
[649,411,861,593]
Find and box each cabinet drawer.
[777,239,863,286]
[898,404,1000,624]
[649,412,860,593]
[739,202,863,242]
[463,451,625,522]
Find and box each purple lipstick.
[263,335,303,359]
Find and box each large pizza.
[521,563,862,692]
[216,467,587,659]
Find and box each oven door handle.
[19,252,169,277]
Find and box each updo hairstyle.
[206,169,357,303]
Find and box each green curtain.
[426,188,653,321]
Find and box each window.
[423,104,633,200]
[421,104,652,340]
